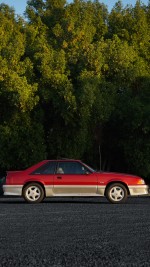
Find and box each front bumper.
[128,185,149,196]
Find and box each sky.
[0,0,149,15]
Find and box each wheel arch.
[104,181,130,196]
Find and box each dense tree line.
[0,0,150,179]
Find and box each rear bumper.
[128,185,149,196]
[3,185,23,196]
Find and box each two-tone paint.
[3,160,148,198]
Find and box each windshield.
[83,163,96,173]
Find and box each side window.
[32,161,56,174]
[56,162,90,174]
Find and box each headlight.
[137,179,145,185]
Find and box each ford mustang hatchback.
[2,160,149,203]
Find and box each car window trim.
[55,161,93,175]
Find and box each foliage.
[0,1,149,179]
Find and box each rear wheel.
[23,183,45,203]
[105,183,128,204]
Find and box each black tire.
[105,183,128,204]
[23,183,45,203]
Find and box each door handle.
[57,176,62,179]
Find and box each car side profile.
[2,159,149,204]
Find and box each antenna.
[99,145,102,171]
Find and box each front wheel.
[23,183,45,203]
[105,183,128,204]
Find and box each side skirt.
[45,185,106,197]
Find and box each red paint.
[5,159,145,187]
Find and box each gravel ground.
[0,196,150,267]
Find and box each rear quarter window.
[31,161,56,174]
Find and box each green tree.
[0,0,150,181]
[0,4,46,169]
[25,0,112,160]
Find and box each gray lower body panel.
[3,185,23,196]
[45,185,105,196]
[3,184,149,197]
[128,185,149,195]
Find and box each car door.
[53,161,98,196]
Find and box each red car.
[3,159,149,204]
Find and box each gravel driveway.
[0,196,150,266]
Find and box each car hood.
[96,171,140,179]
